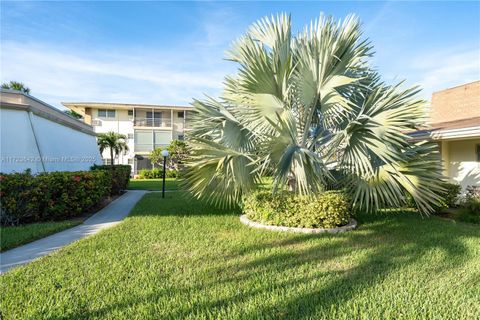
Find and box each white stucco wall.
[92,108,134,165]
[444,139,480,191]
[0,108,102,174]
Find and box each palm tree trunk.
[287,173,296,192]
[110,148,114,167]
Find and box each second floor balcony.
[134,117,172,128]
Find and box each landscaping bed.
[1,193,479,319]
[0,192,124,252]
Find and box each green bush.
[242,190,351,229]
[460,185,480,221]
[91,165,131,195]
[0,170,110,226]
[138,169,178,179]
[443,183,462,207]
[405,182,460,212]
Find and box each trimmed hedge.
[91,165,131,195]
[0,170,110,226]
[138,169,178,179]
[242,190,351,229]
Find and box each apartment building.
[62,102,192,174]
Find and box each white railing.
[134,118,172,127]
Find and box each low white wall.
[0,108,102,174]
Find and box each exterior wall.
[91,108,135,165]
[429,81,480,125]
[78,105,191,174]
[0,105,101,174]
[442,139,480,191]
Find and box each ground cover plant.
[1,220,81,252]
[1,193,479,319]
[183,13,444,215]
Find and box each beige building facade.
[413,81,480,191]
[63,102,192,174]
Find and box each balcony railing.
[134,118,172,128]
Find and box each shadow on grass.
[59,195,478,319]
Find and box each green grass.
[128,178,179,191]
[2,193,479,319]
[1,220,81,252]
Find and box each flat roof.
[1,89,96,136]
[62,101,193,110]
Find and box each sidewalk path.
[0,190,147,274]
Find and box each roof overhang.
[62,102,193,111]
[410,126,480,141]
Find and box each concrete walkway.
[0,190,147,274]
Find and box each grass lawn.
[2,193,479,319]
[1,220,82,252]
[128,178,179,191]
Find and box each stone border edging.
[240,215,357,234]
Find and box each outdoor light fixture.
[161,149,169,198]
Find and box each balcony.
[134,118,171,128]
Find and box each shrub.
[138,169,178,179]
[91,165,131,195]
[166,170,178,178]
[242,190,351,229]
[0,170,110,226]
[443,183,462,207]
[405,182,460,213]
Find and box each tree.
[150,140,190,170]
[64,109,82,119]
[166,140,190,170]
[182,13,444,214]
[97,132,129,166]
[1,81,31,94]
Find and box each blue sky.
[1,1,479,110]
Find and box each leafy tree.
[183,13,444,214]
[1,81,31,94]
[97,131,129,166]
[64,109,82,119]
[150,140,190,170]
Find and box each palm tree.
[182,13,445,214]
[97,132,129,166]
[1,81,31,94]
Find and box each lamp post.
[161,149,169,198]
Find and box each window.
[127,133,134,140]
[178,111,184,118]
[92,120,102,126]
[154,131,171,148]
[477,144,480,162]
[178,134,184,141]
[128,110,133,116]
[128,158,134,165]
[98,109,116,118]
[146,111,162,119]
[134,130,153,152]
[103,158,112,165]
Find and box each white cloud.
[0,40,237,109]
[411,47,480,96]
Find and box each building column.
[171,109,174,140]
[441,140,450,179]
